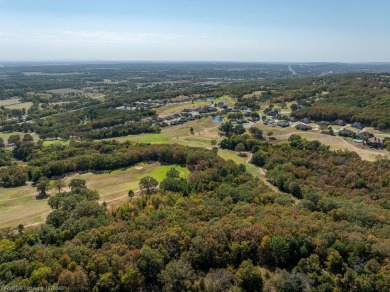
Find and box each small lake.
[212,117,223,123]
[206,97,215,102]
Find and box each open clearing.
[0,98,33,110]
[242,91,263,99]
[156,95,235,116]
[0,98,20,106]
[5,102,33,110]
[0,163,189,228]
[46,88,83,94]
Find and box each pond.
[206,97,215,102]
[212,117,223,123]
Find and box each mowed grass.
[5,102,33,110]
[110,117,221,146]
[156,100,211,116]
[42,140,71,147]
[0,132,38,144]
[0,184,50,229]
[0,98,33,110]
[242,91,263,99]
[79,163,189,203]
[0,163,189,228]
[0,98,20,106]
[156,96,235,116]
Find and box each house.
[290,117,298,122]
[302,118,311,124]
[263,119,274,125]
[366,137,384,148]
[264,108,279,117]
[338,129,356,137]
[322,128,334,135]
[181,112,192,117]
[333,119,347,126]
[317,121,330,127]
[357,131,374,140]
[295,124,312,131]
[351,122,364,130]
[277,121,290,128]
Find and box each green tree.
[249,127,263,139]
[158,259,196,291]
[120,267,144,291]
[30,266,52,287]
[235,143,246,153]
[36,176,51,199]
[204,269,234,292]
[166,167,180,178]
[235,260,263,292]
[136,245,164,281]
[128,190,135,200]
[53,179,66,194]
[69,179,87,192]
[252,152,266,167]
[289,182,302,198]
[139,176,159,194]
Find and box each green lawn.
[42,140,71,147]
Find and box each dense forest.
[290,74,390,129]
[0,140,389,290]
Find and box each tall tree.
[139,176,159,194]
[36,176,51,199]
[53,179,66,194]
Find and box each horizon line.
[1,60,390,65]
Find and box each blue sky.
[0,0,389,62]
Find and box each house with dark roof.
[295,124,312,131]
[352,122,364,130]
[357,131,374,140]
[333,119,347,126]
[277,121,290,128]
[338,129,356,137]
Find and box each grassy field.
[0,132,38,144]
[0,98,33,110]
[0,98,20,106]
[156,96,234,116]
[0,163,189,228]
[242,91,263,99]
[5,102,33,110]
[110,117,221,145]
[42,140,71,147]
[0,183,50,229]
